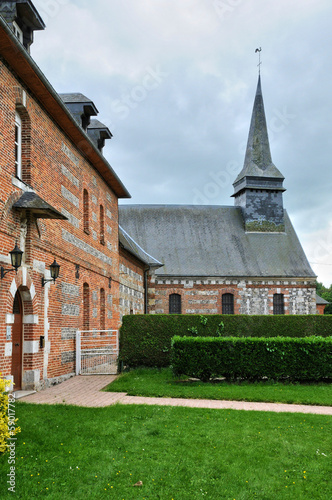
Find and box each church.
[119,76,318,316]
[0,0,322,393]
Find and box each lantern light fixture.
[42,258,60,287]
[1,242,23,279]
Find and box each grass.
[105,368,332,406]
[0,403,331,499]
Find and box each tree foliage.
[316,281,332,314]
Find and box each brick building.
[119,77,318,316]
[0,1,154,391]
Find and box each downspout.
[144,268,149,314]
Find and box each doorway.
[11,292,23,390]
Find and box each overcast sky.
[32,0,332,285]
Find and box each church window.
[273,294,284,315]
[169,293,181,314]
[222,293,234,314]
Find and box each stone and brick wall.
[119,248,145,319]
[0,59,120,390]
[150,277,317,315]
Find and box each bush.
[0,375,20,454]
[119,314,332,368]
[171,336,332,382]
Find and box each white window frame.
[15,112,22,179]
[13,21,23,43]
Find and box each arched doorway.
[12,292,23,390]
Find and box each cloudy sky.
[32,0,332,285]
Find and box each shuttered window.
[273,294,285,315]
[169,293,181,314]
[222,293,234,314]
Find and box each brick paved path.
[19,375,332,415]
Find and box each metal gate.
[76,330,118,375]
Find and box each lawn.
[0,403,331,499]
[105,368,332,406]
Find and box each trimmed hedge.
[171,336,332,382]
[119,314,332,368]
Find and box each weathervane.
[255,47,262,74]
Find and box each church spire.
[243,75,273,172]
[234,75,283,185]
[232,76,286,232]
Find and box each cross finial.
[255,47,262,74]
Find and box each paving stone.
[18,375,332,415]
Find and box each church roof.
[119,204,315,278]
[233,76,284,191]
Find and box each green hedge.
[119,314,332,368]
[171,336,332,382]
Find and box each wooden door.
[11,293,22,390]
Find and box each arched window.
[83,283,90,331]
[15,112,22,179]
[169,293,181,314]
[100,205,105,245]
[100,288,105,332]
[222,293,234,314]
[83,189,89,234]
[273,294,284,315]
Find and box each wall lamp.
[1,242,23,279]
[42,258,60,287]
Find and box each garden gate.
[76,330,118,375]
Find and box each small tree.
[0,375,20,454]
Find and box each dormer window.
[59,94,98,131]
[13,21,23,43]
[87,119,113,153]
[0,2,45,53]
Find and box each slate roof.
[13,191,67,219]
[88,119,112,138]
[88,119,111,130]
[233,76,284,192]
[59,93,95,105]
[316,294,329,305]
[119,205,316,278]
[119,225,163,268]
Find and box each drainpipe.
[144,268,149,314]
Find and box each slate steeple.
[232,76,286,232]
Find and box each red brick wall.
[317,304,326,315]
[0,60,121,389]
